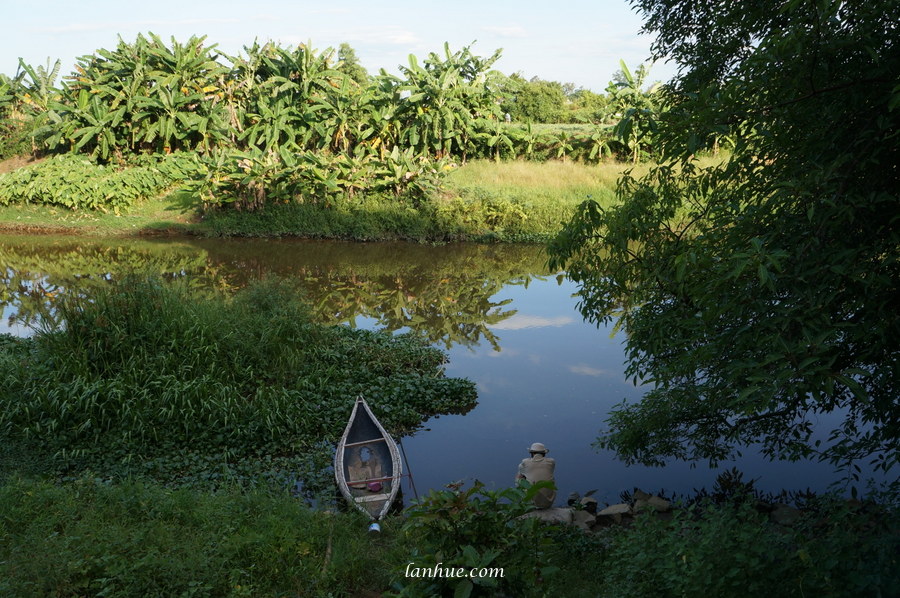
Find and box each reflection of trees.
[309,273,519,350]
[1,236,552,350]
[191,240,552,351]
[0,235,223,330]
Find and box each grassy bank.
[1,475,895,597]
[0,477,397,597]
[0,158,653,242]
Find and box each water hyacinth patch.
[0,275,476,488]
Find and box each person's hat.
[528,442,548,454]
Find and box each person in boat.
[515,442,557,509]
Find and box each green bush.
[599,496,900,598]
[0,152,198,210]
[0,116,39,160]
[391,480,560,597]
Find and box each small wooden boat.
[334,396,403,520]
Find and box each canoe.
[334,396,403,520]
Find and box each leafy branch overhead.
[549,0,899,475]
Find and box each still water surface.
[0,234,859,503]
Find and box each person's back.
[516,443,557,508]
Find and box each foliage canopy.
[549,0,899,475]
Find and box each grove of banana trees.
[1,33,674,211]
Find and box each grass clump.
[0,476,399,597]
[0,275,476,487]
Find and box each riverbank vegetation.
[0,155,725,241]
[0,34,676,241]
[0,276,476,486]
[0,157,655,240]
[0,474,895,597]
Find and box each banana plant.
[509,123,543,160]
[587,127,614,162]
[42,88,126,160]
[553,131,575,161]
[608,60,660,163]
[308,76,363,153]
[396,44,503,159]
[240,92,303,151]
[228,40,346,152]
[17,58,61,112]
[477,118,513,162]
[0,74,21,117]
[136,33,229,152]
[45,33,228,158]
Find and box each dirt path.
[0,154,45,174]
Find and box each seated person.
[515,442,557,509]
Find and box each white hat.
[528,442,548,454]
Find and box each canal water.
[0,234,867,504]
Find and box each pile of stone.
[520,487,822,533]
[521,488,673,532]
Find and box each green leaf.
[453,579,473,598]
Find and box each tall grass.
[449,159,641,191]
[437,159,639,241]
[0,476,400,597]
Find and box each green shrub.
[0,152,198,210]
[391,480,560,597]
[599,496,900,598]
[0,116,39,160]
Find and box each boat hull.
[334,397,402,520]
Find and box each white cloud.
[568,364,615,377]
[490,315,573,330]
[481,25,528,38]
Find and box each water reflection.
[0,235,226,332]
[0,235,545,350]
[0,234,865,499]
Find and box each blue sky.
[2,0,676,92]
